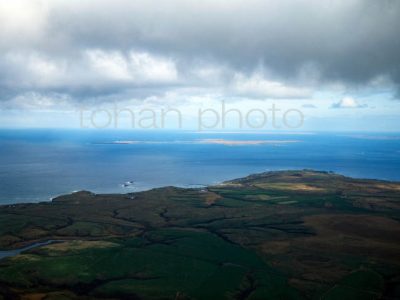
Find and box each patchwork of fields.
[0,170,399,299]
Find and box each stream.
[0,240,59,260]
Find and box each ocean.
[0,129,399,204]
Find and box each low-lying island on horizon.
[0,170,399,299]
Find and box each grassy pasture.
[0,170,399,299]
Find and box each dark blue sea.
[0,129,399,204]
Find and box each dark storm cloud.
[0,0,400,106]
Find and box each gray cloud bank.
[1,0,400,108]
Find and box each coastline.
[1,169,400,206]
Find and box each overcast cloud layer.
[1,0,400,109]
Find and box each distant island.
[0,170,399,299]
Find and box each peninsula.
[0,170,399,299]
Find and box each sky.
[0,0,400,131]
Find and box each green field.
[0,170,399,299]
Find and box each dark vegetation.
[0,170,399,299]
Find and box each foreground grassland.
[0,170,399,299]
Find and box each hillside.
[0,170,399,299]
